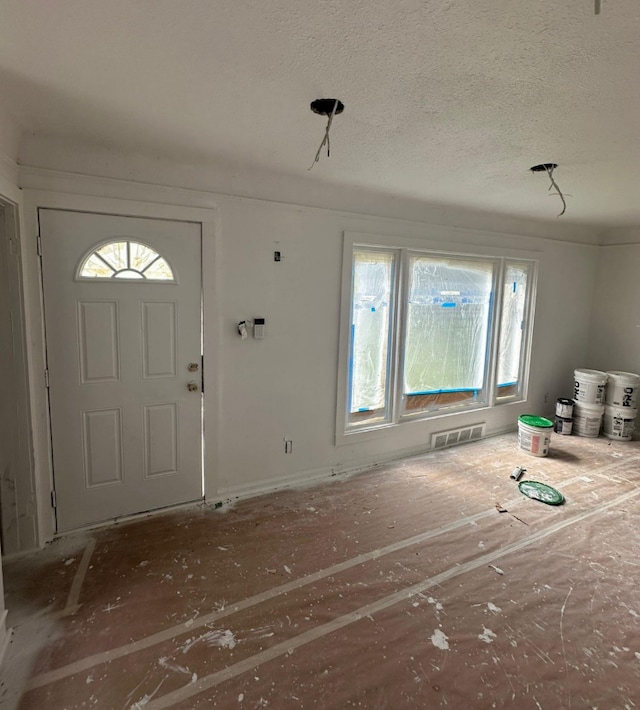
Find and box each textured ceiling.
[1,0,639,227]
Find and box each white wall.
[0,207,11,660]
[0,115,23,664]
[212,197,598,495]
[0,209,12,511]
[19,135,601,246]
[17,141,600,533]
[589,229,640,374]
[0,107,20,164]
[0,205,40,555]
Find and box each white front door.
[40,209,203,532]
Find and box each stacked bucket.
[572,369,640,440]
[604,371,640,441]
[554,398,574,435]
[573,369,607,437]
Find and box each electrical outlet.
[284,440,293,454]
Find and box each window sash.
[495,260,535,403]
[399,253,498,418]
[347,248,398,428]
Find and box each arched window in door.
[78,240,175,281]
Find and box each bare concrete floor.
[2,433,640,709]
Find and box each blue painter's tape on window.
[441,302,456,308]
[406,387,479,396]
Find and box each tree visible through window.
[79,241,174,281]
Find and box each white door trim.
[21,185,219,545]
[0,198,38,553]
[41,210,205,531]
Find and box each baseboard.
[2,545,45,563]
[0,610,12,668]
[212,426,517,506]
[41,427,519,534]
[214,464,340,502]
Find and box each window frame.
[347,246,400,428]
[494,260,536,405]
[336,232,539,445]
[75,238,177,283]
[397,250,500,422]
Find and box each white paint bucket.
[517,415,554,457]
[605,371,640,408]
[555,398,574,418]
[573,402,604,438]
[603,404,638,441]
[573,369,608,405]
[554,416,573,436]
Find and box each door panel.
[78,300,120,383]
[40,209,203,531]
[82,408,124,487]
[144,403,178,477]
[142,301,177,378]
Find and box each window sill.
[336,398,527,447]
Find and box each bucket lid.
[606,371,640,384]
[518,414,554,428]
[518,480,565,506]
[556,398,574,405]
[574,368,608,382]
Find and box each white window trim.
[336,231,539,446]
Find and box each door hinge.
[51,490,57,508]
[36,233,42,256]
[44,369,50,388]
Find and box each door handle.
[187,381,199,392]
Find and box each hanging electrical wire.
[530,163,567,217]
[544,164,567,217]
[308,99,345,170]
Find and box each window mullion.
[486,258,505,408]
[390,249,409,424]
[519,261,537,402]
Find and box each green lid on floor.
[518,480,565,505]
[518,414,554,428]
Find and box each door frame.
[40,209,206,532]
[0,194,37,555]
[21,181,220,545]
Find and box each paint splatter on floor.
[5,434,640,709]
